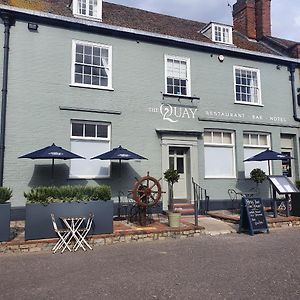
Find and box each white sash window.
[70,121,111,179]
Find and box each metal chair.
[228,189,242,212]
[50,213,72,254]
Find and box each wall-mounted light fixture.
[218,54,225,62]
[28,23,38,31]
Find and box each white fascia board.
[0,4,299,65]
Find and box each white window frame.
[212,24,233,44]
[204,130,236,179]
[164,54,191,97]
[73,0,102,21]
[243,132,271,178]
[71,40,113,90]
[233,66,262,106]
[70,120,111,179]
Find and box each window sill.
[234,101,264,107]
[163,93,200,100]
[69,175,110,180]
[69,84,114,91]
[73,13,102,22]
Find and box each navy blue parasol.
[91,145,147,161]
[244,149,293,175]
[19,143,85,178]
[92,145,147,220]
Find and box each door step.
[173,203,195,215]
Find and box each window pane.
[244,148,269,177]
[100,77,108,86]
[75,74,83,83]
[72,123,84,137]
[250,134,259,145]
[177,157,184,173]
[169,157,174,170]
[204,132,212,143]
[85,124,96,137]
[260,135,268,146]
[70,140,110,177]
[213,132,222,143]
[243,134,250,145]
[84,75,91,84]
[97,125,108,138]
[205,147,234,177]
[223,132,232,144]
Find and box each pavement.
[1,227,300,299]
[182,216,238,235]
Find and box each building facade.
[0,0,299,210]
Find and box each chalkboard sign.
[239,197,269,236]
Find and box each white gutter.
[0,4,299,65]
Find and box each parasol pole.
[116,159,123,220]
[51,158,55,180]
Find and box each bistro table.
[60,216,90,253]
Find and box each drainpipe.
[289,64,300,122]
[0,12,13,187]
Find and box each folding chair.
[74,213,94,251]
[51,213,72,253]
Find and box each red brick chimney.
[233,0,271,40]
[255,0,271,39]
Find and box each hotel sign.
[148,104,197,123]
[148,105,288,124]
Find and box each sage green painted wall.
[1,19,300,206]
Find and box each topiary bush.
[0,187,12,204]
[164,169,180,212]
[250,168,266,184]
[24,185,111,204]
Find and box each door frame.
[161,134,199,210]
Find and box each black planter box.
[25,200,113,240]
[0,203,11,242]
[291,193,300,216]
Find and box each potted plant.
[164,169,181,227]
[250,168,266,192]
[0,187,12,242]
[24,185,113,240]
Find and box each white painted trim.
[233,65,262,105]
[69,175,110,179]
[71,39,113,90]
[72,0,102,21]
[204,130,236,178]
[69,84,114,91]
[164,54,191,97]
[70,121,111,140]
[212,23,233,45]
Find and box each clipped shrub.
[0,187,12,204]
[24,185,111,204]
[295,180,300,190]
[250,168,266,184]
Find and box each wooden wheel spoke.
[149,182,158,190]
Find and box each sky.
[107,0,300,41]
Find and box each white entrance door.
[281,135,295,184]
[169,147,187,199]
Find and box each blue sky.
[107,0,300,41]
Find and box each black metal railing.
[192,178,210,226]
